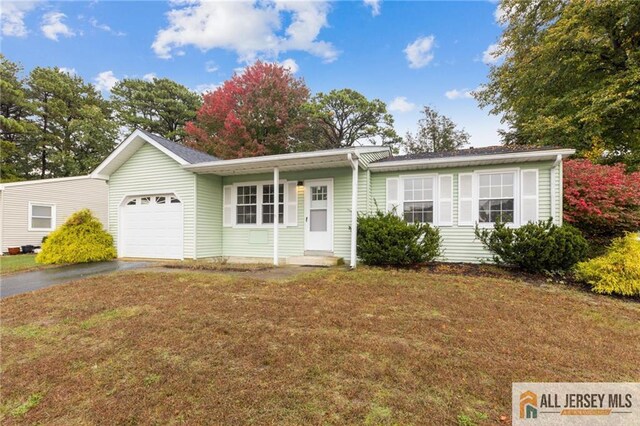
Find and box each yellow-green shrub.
[36,209,116,265]
[575,233,640,296]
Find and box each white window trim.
[398,173,438,225]
[474,168,520,228]
[28,202,56,232]
[231,180,291,228]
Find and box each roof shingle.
[139,129,219,164]
[376,145,565,163]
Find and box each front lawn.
[1,268,638,424]
[0,254,41,275]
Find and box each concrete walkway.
[0,261,150,298]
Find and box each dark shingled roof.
[139,129,219,164]
[377,145,565,162]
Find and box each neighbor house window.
[403,177,434,223]
[29,203,55,231]
[478,172,515,223]
[236,185,257,224]
[262,184,284,224]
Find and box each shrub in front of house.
[474,219,589,273]
[357,210,441,266]
[575,234,640,297]
[36,209,116,264]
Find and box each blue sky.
[1,0,506,146]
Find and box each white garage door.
[120,194,183,259]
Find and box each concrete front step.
[286,256,343,266]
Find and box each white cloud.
[94,70,118,92]
[445,88,474,100]
[152,0,337,63]
[279,58,299,74]
[89,17,126,36]
[58,67,77,76]
[389,96,416,113]
[482,42,504,65]
[404,35,436,69]
[143,73,157,81]
[194,83,219,94]
[205,60,218,73]
[1,1,38,37]
[41,11,75,41]
[364,0,381,16]
[494,3,507,24]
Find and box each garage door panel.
[120,194,183,259]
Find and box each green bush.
[575,233,640,296]
[357,209,441,266]
[36,209,116,265]
[474,219,589,273]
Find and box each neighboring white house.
[91,130,574,266]
[0,176,108,253]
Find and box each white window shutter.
[521,169,538,224]
[286,181,298,226]
[386,178,400,215]
[223,185,233,227]
[438,174,453,226]
[458,173,473,226]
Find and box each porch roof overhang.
[367,149,576,172]
[183,147,389,176]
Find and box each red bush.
[563,159,640,237]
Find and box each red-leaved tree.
[563,159,640,238]
[185,62,310,159]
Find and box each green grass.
[0,254,41,275]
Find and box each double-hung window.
[29,203,55,231]
[403,177,434,224]
[262,184,284,224]
[236,185,257,224]
[478,172,515,223]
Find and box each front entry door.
[304,179,333,252]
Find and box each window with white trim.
[236,185,257,224]
[29,203,55,231]
[262,184,284,224]
[402,177,434,224]
[478,172,515,223]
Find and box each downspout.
[550,154,562,225]
[273,166,279,266]
[348,153,359,269]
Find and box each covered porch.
[185,148,388,268]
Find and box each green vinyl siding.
[221,167,354,260]
[369,161,559,263]
[196,174,222,257]
[108,143,196,259]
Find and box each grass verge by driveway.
[1,267,638,424]
[0,254,45,275]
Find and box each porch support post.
[273,166,279,266]
[348,153,358,269]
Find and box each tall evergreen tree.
[0,55,35,181]
[111,77,201,142]
[26,67,117,178]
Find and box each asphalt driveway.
[0,261,150,298]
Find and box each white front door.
[304,179,333,252]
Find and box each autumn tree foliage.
[185,62,310,159]
[563,159,640,238]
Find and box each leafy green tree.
[26,67,117,178]
[476,0,640,168]
[111,77,201,142]
[0,55,35,181]
[302,89,400,150]
[402,106,469,154]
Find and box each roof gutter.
[368,149,576,171]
